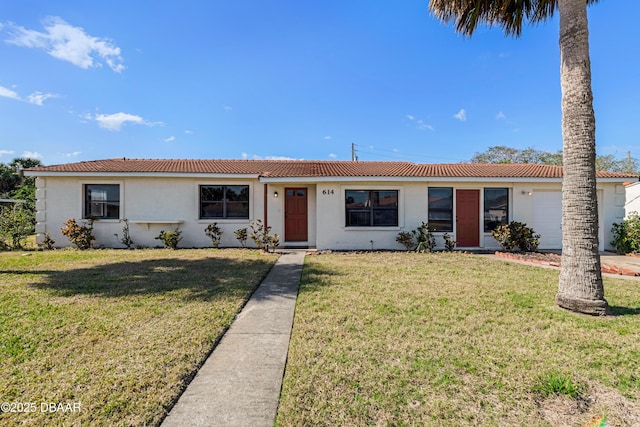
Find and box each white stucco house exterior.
[625,181,640,218]
[25,158,635,251]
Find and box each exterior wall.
[625,182,640,218]
[34,175,622,251]
[35,176,265,249]
[312,181,619,251]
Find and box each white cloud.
[27,91,58,106]
[164,136,175,143]
[454,109,467,121]
[244,153,302,160]
[22,151,42,159]
[263,155,300,160]
[0,85,20,100]
[324,136,332,140]
[0,150,16,157]
[93,112,161,131]
[223,105,232,111]
[328,153,337,159]
[95,112,143,131]
[63,151,81,158]
[496,111,506,120]
[185,130,193,134]
[416,119,434,131]
[407,114,434,131]
[4,16,124,72]
[0,85,58,106]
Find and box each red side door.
[456,189,480,247]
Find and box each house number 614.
[322,189,334,195]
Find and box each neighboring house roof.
[24,158,639,181]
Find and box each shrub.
[249,219,279,253]
[413,222,436,253]
[204,223,223,248]
[0,204,34,250]
[156,229,182,250]
[42,232,55,250]
[234,227,248,248]
[443,232,456,252]
[491,221,540,252]
[61,218,95,250]
[611,212,640,254]
[396,231,415,251]
[114,219,134,249]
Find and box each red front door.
[456,189,480,247]
[285,188,308,241]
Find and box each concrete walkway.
[161,250,305,427]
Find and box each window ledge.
[344,226,401,231]
[129,220,184,230]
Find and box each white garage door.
[532,191,562,249]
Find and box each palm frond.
[428,0,599,37]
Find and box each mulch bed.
[495,251,640,277]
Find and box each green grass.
[277,252,640,426]
[0,248,277,426]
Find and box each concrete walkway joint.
[161,250,305,427]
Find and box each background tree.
[0,157,42,245]
[429,0,609,315]
[470,146,639,173]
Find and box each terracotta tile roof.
[25,158,639,179]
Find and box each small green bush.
[234,227,248,247]
[443,232,456,252]
[204,223,223,248]
[249,219,279,252]
[611,212,640,254]
[490,221,540,252]
[396,231,415,251]
[114,219,134,249]
[61,218,95,250]
[413,222,436,253]
[42,232,55,250]
[156,229,182,250]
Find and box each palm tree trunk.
[556,0,609,315]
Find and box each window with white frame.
[200,185,249,219]
[345,190,398,227]
[84,184,120,219]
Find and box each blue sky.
[0,1,638,166]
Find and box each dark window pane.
[346,210,371,227]
[374,191,397,208]
[201,186,223,202]
[484,188,509,232]
[226,201,249,218]
[201,202,223,218]
[428,187,453,232]
[346,190,370,208]
[226,186,248,201]
[373,209,398,226]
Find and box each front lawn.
[278,252,640,426]
[0,248,277,426]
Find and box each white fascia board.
[260,176,567,183]
[23,171,260,179]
